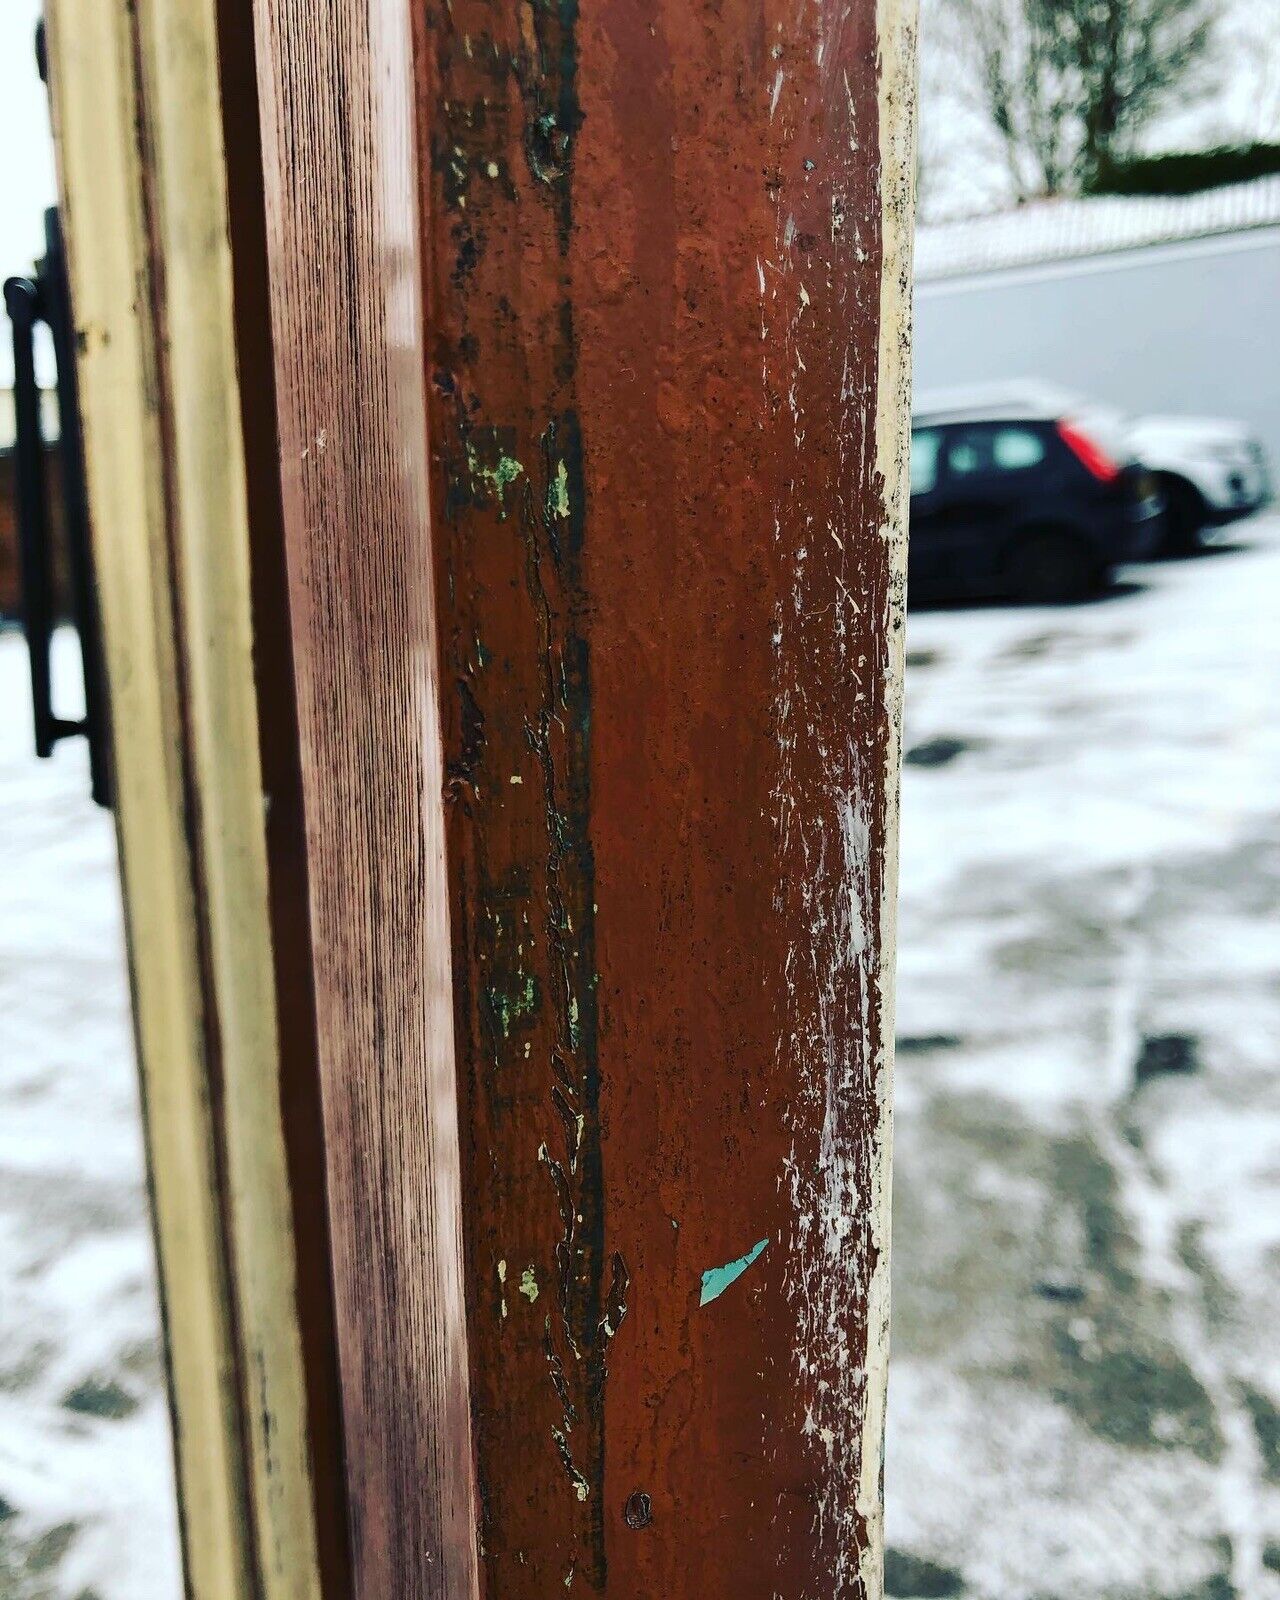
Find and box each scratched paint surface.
[415,0,913,1594]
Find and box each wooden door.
[47,0,917,1593]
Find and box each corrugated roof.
[915,175,1280,283]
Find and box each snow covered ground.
[0,632,180,1599]
[886,514,1280,1599]
[2,519,1280,1597]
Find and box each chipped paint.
[418,0,915,1589]
[550,459,572,520]
[855,3,919,1588]
[551,1426,592,1502]
[423,0,617,1583]
[760,0,916,1592]
[699,1238,770,1306]
[464,438,524,515]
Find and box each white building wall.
[914,227,1280,466]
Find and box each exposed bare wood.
[250,1,480,1594]
[54,0,915,1590]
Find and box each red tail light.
[1057,419,1120,483]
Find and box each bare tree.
[938,0,1076,199]
[940,0,1220,199]
[1056,0,1220,184]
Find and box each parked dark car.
[909,389,1164,603]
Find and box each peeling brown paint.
[414,0,914,1594]
[417,1,612,1587]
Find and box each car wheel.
[1008,529,1101,604]
[1160,476,1208,556]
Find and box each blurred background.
[1,1,1278,1596]
[892,4,1280,1598]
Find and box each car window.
[946,427,993,477]
[910,428,942,495]
[947,424,1045,477]
[992,427,1046,470]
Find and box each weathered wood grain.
[250,1,480,1596]
[57,0,913,1587]
[213,4,354,1592]
[129,1,338,1592]
[45,4,257,1597]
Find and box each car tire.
[1008,528,1101,604]
[1160,476,1208,556]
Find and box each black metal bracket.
[5,208,111,807]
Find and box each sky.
[1,0,56,270]
[1,0,60,390]
[918,0,1280,222]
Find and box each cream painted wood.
[43,3,324,1596]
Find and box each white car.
[1124,414,1273,553]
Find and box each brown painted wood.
[249,0,914,1594]
[412,2,911,1595]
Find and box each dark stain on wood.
[415,0,899,1595]
[254,0,905,1591]
[418,0,616,1584]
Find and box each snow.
[4,520,1280,1595]
[915,176,1280,284]
[888,514,1280,1598]
[0,628,181,1599]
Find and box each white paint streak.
[759,0,917,1592]
[857,0,919,1592]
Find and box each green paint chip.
[465,440,524,515]
[699,1237,770,1306]
[551,459,571,519]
